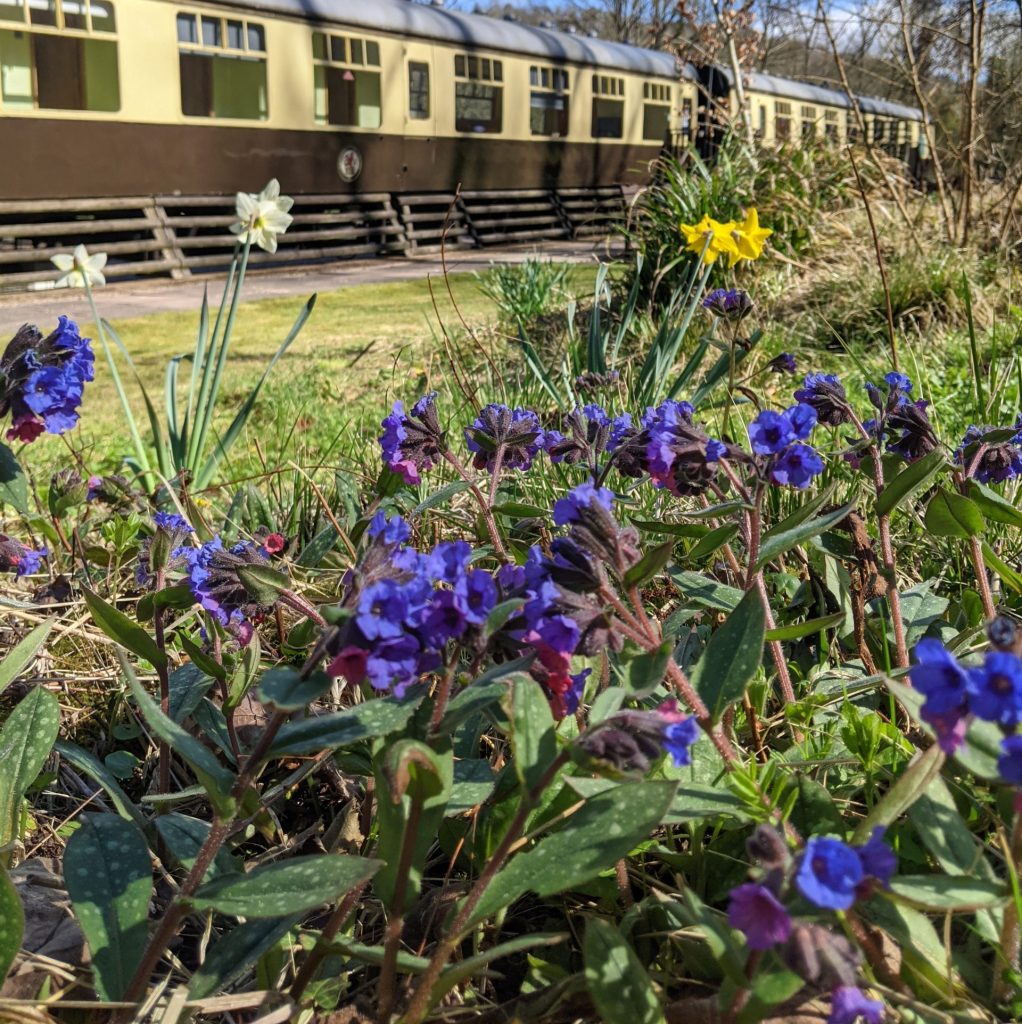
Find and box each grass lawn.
[23,266,597,478]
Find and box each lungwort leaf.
[64,814,153,1001]
[0,687,60,862]
[0,620,54,697]
[690,588,765,723]
[584,918,666,1024]
[0,864,23,982]
[191,854,382,918]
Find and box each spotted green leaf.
[0,864,23,982]
[584,918,666,1024]
[0,620,54,697]
[190,854,383,919]
[64,814,153,1001]
[0,687,60,865]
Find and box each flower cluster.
[954,418,1022,483]
[544,404,631,473]
[0,534,47,578]
[747,404,823,488]
[183,534,281,644]
[680,208,772,267]
[863,372,937,463]
[380,391,447,484]
[702,287,753,322]
[573,699,699,777]
[0,317,94,442]
[322,511,496,698]
[464,403,545,473]
[728,825,894,1024]
[641,400,729,496]
[909,637,1022,768]
[137,512,193,589]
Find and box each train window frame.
[641,80,670,142]
[774,100,792,142]
[591,73,624,139]
[529,62,569,138]
[824,109,838,140]
[311,28,382,130]
[177,9,268,121]
[800,104,816,141]
[0,0,120,112]
[408,60,429,120]
[453,52,503,135]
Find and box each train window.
[801,105,816,141]
[775,101,791,141]
[681,97,692,140]
[312,30,382,129]
[408,61,429,120]
[846,112,859,142]
[757,105,766,137]
[178,11,268,120]
[874,119,885,143]
[529,63,568,137]
[1,0,119,111]
[642,81,670,141]
[454,52,503,133]
[0,0,23,23]
[824,110,838,140]
[591,74,624,138]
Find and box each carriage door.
[402,41,436,190]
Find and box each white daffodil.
[230,178,294,254]
[52,243,108,288]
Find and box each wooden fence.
[0,186,630,291]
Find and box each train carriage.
[0,0,706,199]
[0,0,928,203]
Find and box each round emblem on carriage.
[337,145,363,182]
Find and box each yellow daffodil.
[729,207,773,266]
[680,214,741,266]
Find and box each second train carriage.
[0,0,928,202]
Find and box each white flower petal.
[51,253,74,271]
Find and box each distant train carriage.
[0,0,927,204]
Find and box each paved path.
[0,240,620,334]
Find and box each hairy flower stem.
[954,469,996,620]
[290,881,369,1001]
[848,412,909,669]
[118,709,289,1011]
[443,451,509,563]
[278,589,327,628]
[428,657,461,736]
[377,795,426,1024]
[153,567,171,797]
[400,752,571,1024]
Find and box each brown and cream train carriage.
[0,0,927,202]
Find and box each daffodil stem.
[84,280,156,494]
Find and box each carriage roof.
[234,0,693,79]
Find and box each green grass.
[27,267,597,479]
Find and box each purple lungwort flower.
[795,836,864,911]
[552,480,615,527]
[0,316,94,441]
[464,403,545,473]
[769,352,797,375]
[662,717,700,766]
[728,883,793,950]
[909,639,970,724]
[829,986,884,1024]
[966,650,1022,727]
[885,400,937,462]
[749,409,797,455]
[544,404,627,468]
[0,534,48,577]
[955,423,1022,484]
[184,535,276,643]
[794,373,849,428]
[368,508,411,547]
[856,828,896,887]
[703,287,753,321]
[645,400,728,497]
[769,443,824,489]
[379,391,446,485]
